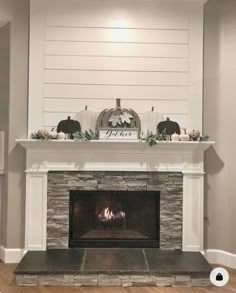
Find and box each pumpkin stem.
[85,105,88,111]
[116,98,121,109]
[151,106,154,112]
[167,117,170,121]
[67,116,71,120]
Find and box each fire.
[98,207,126,222]
[104,207,114,221]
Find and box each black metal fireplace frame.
[69,190,160,248]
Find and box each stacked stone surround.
[47,171,183,250]
[16,273,211,287]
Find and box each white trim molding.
[0,132,4,175]
[203,249,236,270]
[0,246,26,264]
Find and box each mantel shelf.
[16,139,215,153]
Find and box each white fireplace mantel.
[17,139,214,252]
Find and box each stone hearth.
[15,249,212,287]
[47,171,183,250]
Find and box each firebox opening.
[69,190,160,248]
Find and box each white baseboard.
[0,246,26,263]
[203,249,236,269]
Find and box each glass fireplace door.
[69,190,160,248]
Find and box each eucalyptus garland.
[73,130,98,141]
[31,129,56,140]
[31,128,209,146]
[142,131,166,146]
[142,131,210,146]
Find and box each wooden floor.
[0,262,235,293]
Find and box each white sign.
[99,128,139,140]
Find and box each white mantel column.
[25,171,48,251]
[182,173,204,251]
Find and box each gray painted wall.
[0,23,10,246]
[204,0,236,254]
[0,0,29,248]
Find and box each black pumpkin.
[157,118,180,135]
[96,99,141,133]
[57,116,81,138]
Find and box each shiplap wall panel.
[29,0,205,134]
[42,7,190,130]
[44,84,189,100]
[45,27,189,44]
[45,56,188,72]
[45,42,188,58]
[44,98,188,114]
[45,70,188,86]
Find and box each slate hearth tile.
[15,249,85,275]
[83,248,148,273]
[144,250,212,274]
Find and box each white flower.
[120,112,133,125]
[109,114,122,127]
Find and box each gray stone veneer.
[47,171,183,250]
[16,274,211,287]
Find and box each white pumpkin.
[142,107,162,134]
[179,129,190,141]
[171,132,180,141]
[75,106,97,132]
[49,128,58,139]
[188,129,201,140]
[57,131,65,140]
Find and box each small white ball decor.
[57,131,66,140]
[179,129,190,141]
[188,129,201,140]
[171,133,180,141]
[48,129,58,139]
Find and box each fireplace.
[17,139,213,254]
[47,171,183,250]
[69,190,160,248]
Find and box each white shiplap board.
[45,70,188,86]
[44,84,189,100]
[44,56,188,72]
[45,42,189,58]
[44,98,188,114]
[29,0,205,134]
[45,27,189,43]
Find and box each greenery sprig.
[191,135,210,142]
[31,129,55,140]
[142,131,210,146]
[142,131,167,146]
[73,130,98,141]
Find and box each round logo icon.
[210,267,229,287]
